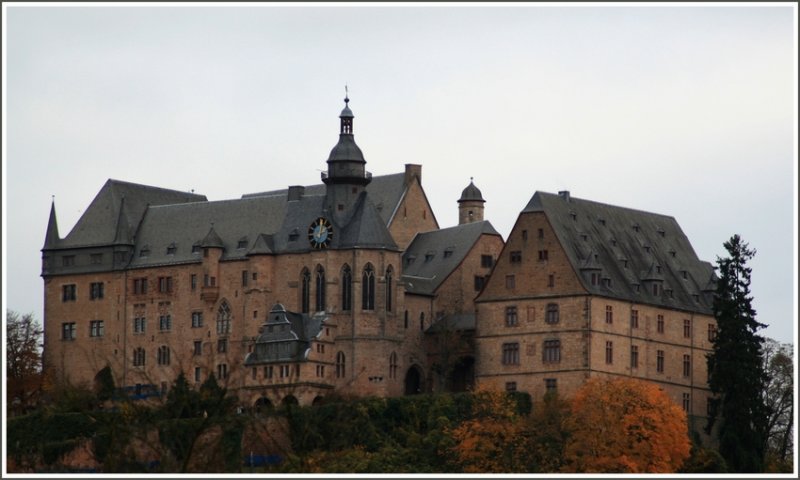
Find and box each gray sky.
[3,4,797,344]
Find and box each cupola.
[458,178,486,224]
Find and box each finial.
[51,195,55,202]
[470,177,474,183]
[344,84,349,104]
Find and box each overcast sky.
[3,4,797,345]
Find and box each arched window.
[385,266,394,312]
[389,352,398,379]
[300,268,311,313]
[315,265,326,312]
[362,263,375,310]
[157,345,170,366]
[336,351,346,378]
[217,301,232,334]
[341,265,352,311]
[133,347,146,367]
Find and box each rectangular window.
[89,320,104,337]
[538,228,544,239]
[522,230,528,241]
[657,314,665,334]
[264,365,273,379]
[545,303,559,324]
[631,345,639,368]
[194,367,202,382]
[505,275,515,290]
[90,282,104,300]
[708,323,718,342]
[217,364,228,380]
[630,309,639,329]
[61,322,76,340]
[159,314,172,332]
[684,319,692,338]
[502,343,520,365]
[545,378,557,393]
[90,253,103,265]
[538,250,549,261]
[62,255,75,267]
[605,305,613,324]
[605,341,613,364]
[191,274,197,291]
[158,276,173,293]
[683,393,690,412]
[217,338,227,354]
[133,278,148,295]
[505,306,518,327]
[62,284,77,302]
[242,270,249,287]
[505,382,517,392]
[280,365,290,378]
[657,350,665,373]
[548,274,554,288]
[683,354,691,377]
[252,367,257,380]
[543,340,561,363]
[510,251,522,263]
[481,255,493,268]
[591,272,600,285]
[134,317,146,334]
[191,311,203,328]
[474,275,486,291]
[194,341,202,356]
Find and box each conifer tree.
[706,234,768,472]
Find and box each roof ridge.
[534,191,677,220]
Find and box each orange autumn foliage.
[447,387,527,473]
[563,377,691,473]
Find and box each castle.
[41,97,717,436]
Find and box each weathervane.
[345,84,349,103]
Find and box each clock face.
[308,217,333,249]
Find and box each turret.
[458,178,485,225]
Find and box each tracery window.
[301,268,311,313]
[362,263,375,310]
[315,265,326,312]
[216,301,231,334]
[341,265,353,311]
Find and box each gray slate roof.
[524,191,716,314]
[241,172,407,226]
[56,179,206,249]
[402,220,500,296]
[426,313,476,333]
[244,304,325,365]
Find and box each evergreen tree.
[706,234,768,472]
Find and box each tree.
[524,392,571,473]
[562,377,691,473]
[706,234,769,472]
[762,339,793,472]
[447,387,527,472]
[6,310,44,414]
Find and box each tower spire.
[43,197,60,249]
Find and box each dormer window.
[657,228,665,237]
[670,250,677,258]
[682,270,688,279]
[192,243,201,254]
[443,247,454,258]
[633,223,640,232]
[406,255,416,266]
[570,211,577,221]
[289,229,299,241]
[237,237,248,249]
[140,246,150,258]
[581,234,588,241]
[656,265,662,274]
[610,238,617,247]
[644,245,651,253]
[666,288,674,298]
[602,277,612,287]
[598,218,606,226]
[424,251,435,262]
[166,243,177,255]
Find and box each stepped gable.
[402,220,500,296]
[524,191,715,314]
[59,179,206,248]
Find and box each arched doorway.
[282,395,299,407]
[312,395,325,406]
[254,396,273,413]
[449,356,475,393]
[404,365,423,395]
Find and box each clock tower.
[322,94,371,223]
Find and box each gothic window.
[385,266,394,312]
[336,351,346,378]
[301,268,311,313]
[362,263,375,310]
[315,265,326,312]
[341,265,352,311]
[216,301,232,334]
[389,352,398,379]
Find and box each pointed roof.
[337,192,399,250]
[520,190,714,314]
[402,220,500,295]
[43,199,60,249]
[200,225,225,249]
[112,196,134,245]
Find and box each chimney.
[287,185,305,202]
[558,190,571,202]
[404,164,422,186]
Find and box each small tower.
[323,93,371,220]
[458,178,485,225]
